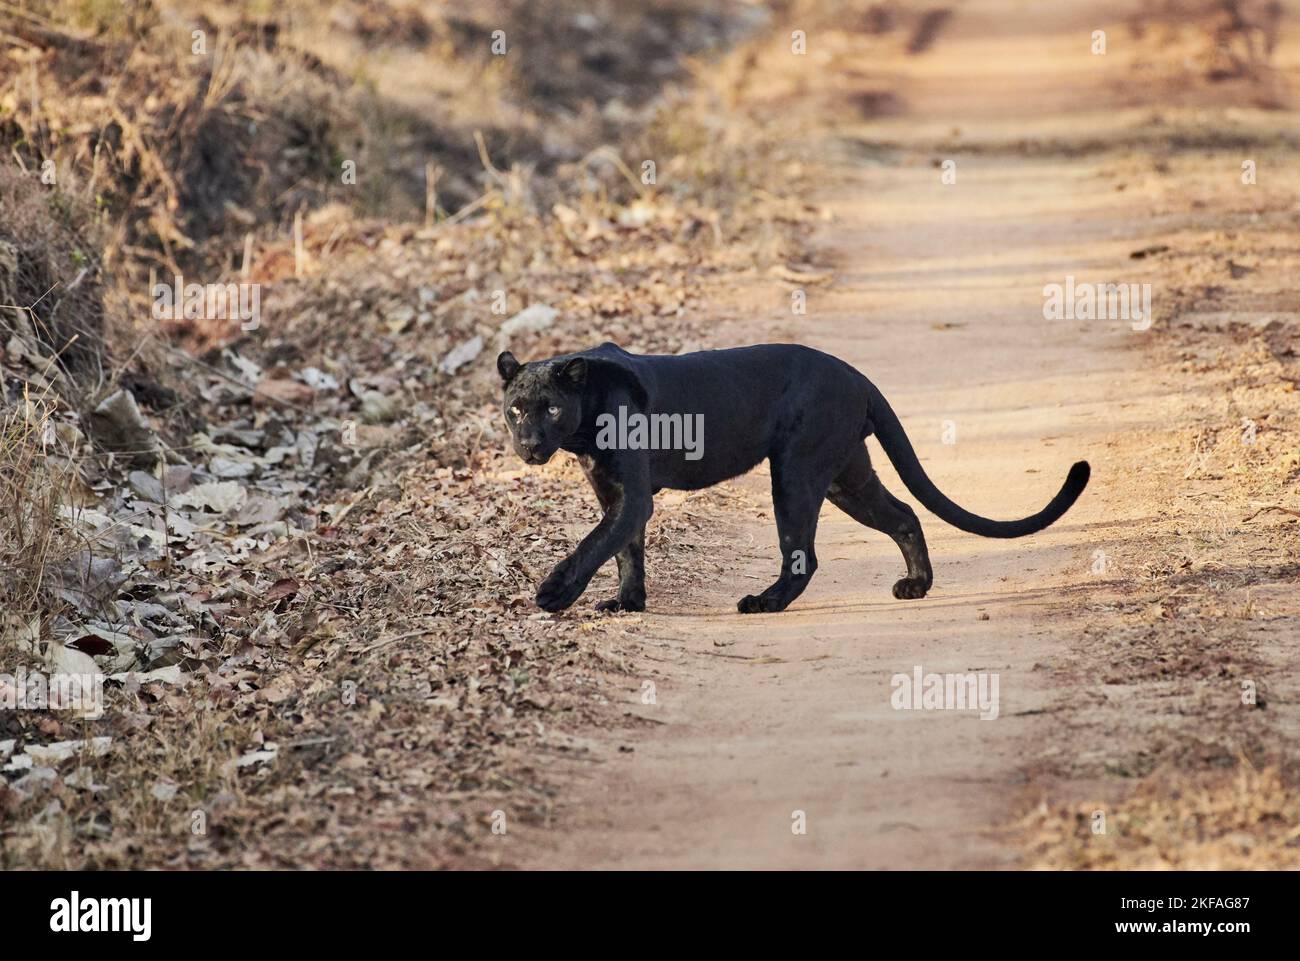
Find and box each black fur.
[498,342,1089,614]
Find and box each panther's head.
[497,351,587,465]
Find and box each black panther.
[497,342,1089,614]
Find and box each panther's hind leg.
[827,445,933,599]
[737,458,827,614]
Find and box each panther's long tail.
[864,381,1089,538]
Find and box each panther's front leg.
[578,454,647,612]
[534,555,594,613]
[536,452,652,613]
[594,526,646,612]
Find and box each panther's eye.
[508,406,521,420]
[547,405,561,418]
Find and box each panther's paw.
[536,562,587,612]
[892,577,931,600]
[737,593,783,614]
[594,595,646,614]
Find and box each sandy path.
[520,1,1159,869]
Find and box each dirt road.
[514,2,1159,869]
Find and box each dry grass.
[3,4,367,303]
[1019,763,1300,869]
[0,165,100,629]
[0,394,78,622]
[1,0,754,322]
[0,167,107,379]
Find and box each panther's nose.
[519,439,541,458]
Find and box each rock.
[84,389,159,468]
[51,552,127,616]
[128,470,165,503]
[439,334,484,375]
[497,304,558,346]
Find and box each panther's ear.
[497,351,521,384]
[557,357,587,388]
